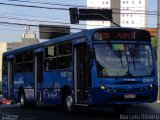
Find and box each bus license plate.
[124,94,136,99]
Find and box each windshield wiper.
[132,51,136,70]
[118,48,123,68]
[124,46,133,77]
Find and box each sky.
[0,0,158,42]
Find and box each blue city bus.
[2,28,158,113]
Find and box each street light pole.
[157,0,160,101]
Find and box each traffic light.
[69,8,79,24]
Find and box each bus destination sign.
[93,30,151,41]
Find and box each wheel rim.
[66,96,73,111]
[20,94,25,106]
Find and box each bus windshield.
[95,43,154,77]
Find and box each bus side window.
[57,42,72,69]
[44,45,57,71]
[2,57,8,75]
[15,54,23,73]
[23,51,33,73]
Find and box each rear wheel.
[19,91,26,108]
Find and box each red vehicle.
[0,95,11,105]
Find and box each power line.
[8,0,157,12]
[0,12,70,21]
[8,0,84,8]
[6,0,158,13]
[0,0,157,12]
[0,15,114,27]
[0,28,23,32]
[0,21,84,31]
[0,2,68,10]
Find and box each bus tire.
[64,93,75,113]
[112,104,129,114]
[19,91,27,108]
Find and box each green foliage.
[151,36,158,53]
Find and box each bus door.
[34,52,43,101]
[7,58,14,99]
[74,43,91,104]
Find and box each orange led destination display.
[93,29,151,41]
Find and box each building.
[121,0,147,28]
[0,25,39,81]
[7,25,39,51]
[86,0,147,28]
[0,42,7,82]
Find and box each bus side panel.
[23,73,34,101]
[2,75,8,99]
[43,71,60,104]
[43,70,72,104]
[14,73,24,101]
[14,73,34,101]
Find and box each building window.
[132,21,134,24]
[126,21,128,24]
[139,0,141,4]
[106,1,108,4]
[102,1,105,4]
[123,1,125,4]
[126,1,129,4]
[132,1,134,4]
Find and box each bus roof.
[3,27,150,56]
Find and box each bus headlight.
[101,85,106,90]
[150,84,153,88]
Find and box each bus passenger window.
[58,42,72,56]
[57,56,71,69]
[24,51,33,61]
[2,57,7,75]
[23,62,33,73]
[15,54,23,63]
[44,45,57,71]
[23,51,33,73]
[45,45,57,58]
[14,64,23,73]
[45,58,56,71]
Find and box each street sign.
[69,8,112,24]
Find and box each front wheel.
[65,94,75,113]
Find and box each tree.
[151,36,158,53]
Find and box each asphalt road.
[0,102,159,120]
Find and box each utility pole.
[157,0,160,101]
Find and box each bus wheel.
[112,104,129,114]
[65,94,75,113]
[19,91,26,108]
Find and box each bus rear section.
[84,28,158,112]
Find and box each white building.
[121,0,146,28]
[86,0,147,28]
[86,0,111,29]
